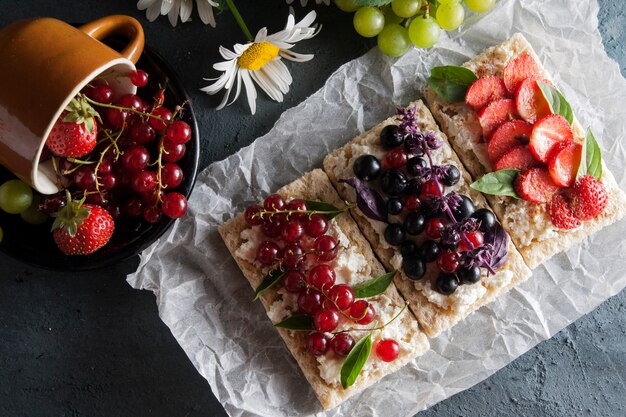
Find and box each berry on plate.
[51,192,114,255]
[548,193,581,230]
[529,114,574,163]
[547,141,582,187]
[47,97,99,157]
[494,146,540,171]
[478,98,519,140]
[465,75,508,110]
[515,77,553,124]
[503,53,541,94]
[515,167,560,203]
[487,120,533,163]
[570,175,608,220]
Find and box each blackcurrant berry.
[381,169,407,196]
[380,124,402,149]
[457,266,481,284]
[403,256,426,280]
[450,195,475,221]
[406,156,427,176]
[404,212,425,236]
[386,196,403,215]
[419,240,440,263]
[353,154,382,181]
[404,178,422,196]
[384,223,405,246]
[436,273,459,295]
[471,208,497,233]
[441,165,461,186]
[400,240,417,257]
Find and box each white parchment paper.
[127,1,626,415]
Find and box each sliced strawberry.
[478,98,519,140]
[503,53,542,94]
[548,141,582,187]
[548,193,582,230]
[494,146,541,171]
[465,76,508,110]
[516,77,553,124]
[487,120,533,163]
[570,175,608,220]
[529,114,574,163]
[515,167,560,203]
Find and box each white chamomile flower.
[137,0,218,27]
[286,0,331,6]
[201,11,319,114]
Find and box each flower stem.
[225,0,253,42]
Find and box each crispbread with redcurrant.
[424,33,626,268]
[218,169,429,410]
[323,100,532,338]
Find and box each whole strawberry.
[570,175,608,221]
[548,193,581,230]
[52,191,114,255]
[46,95,99,158]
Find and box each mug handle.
[78,15,145,64]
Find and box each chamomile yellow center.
[237,42,280,70]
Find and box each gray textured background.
[0,1,624,416]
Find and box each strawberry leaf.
[340,333,372,389]
[470,169,520,198]
[537,81,574,125]
[51,190,90,237]
[253,268,285,301]
[352,272,395,298]
[428,66,478,103]
[577,128,602,180]
[274,315,314,331]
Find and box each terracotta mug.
[0,15,144,194]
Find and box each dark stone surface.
[0,1,624,416]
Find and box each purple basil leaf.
[340,178,387,222]
[484,223,509,270]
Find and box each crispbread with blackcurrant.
[218,169,429,410]
[323,100,532,338]
[423,33,626,268]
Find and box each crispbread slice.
[323,100,532,338]
[424,33,626,268]
[218,169,429,410]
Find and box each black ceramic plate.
[0,43,200,271]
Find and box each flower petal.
[241,70,258,114]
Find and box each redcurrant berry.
[161,192,188,219]
[285,199,307,220]
[283,270,306,293]
[437,249,460,273]
[282,220,304,243]
[307,264,336,292]
[350,300,375,325]
[420,179,444,199]
[330,333,355,357]
[307,332,329,356]
[150,107,173,132]
[256,241,279,265]
[123,197,144,218]
[131,170,158,194]
[375,339,400,362]
[313,308,340,332]
[298,289,323,315]
[263,194,285,211]
[166,120,192,144]
[383,147,408,169]
[305,214,328,238]
[73,166,96,190]
[130,120,156,144]
[143,206,163,224]
[161,163,183,189]
[122,145,150,171]
[161,138,186,163]
[244,205,264,226]
[425,218,444,240]
[262,216,284,238]
[327,284,354,310]
[281,243,305,269]
[458,230,485,252]
[130,69,149,87]
[314,235,338,262]
[405,195,421,212]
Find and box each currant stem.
[333,303,408,334]
[225,0,254,42]
[255,204,357,221]
[82,94,164,122]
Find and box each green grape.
[334,0,359,12]
[0,179,33,214]
[408,15,440,48]
[436,2,465,30]
[20,195,48,225]
[391,0,422,19]
[353,7,385,38]
[464,0,496,13]
[384,6,404,26]
[377,24,412,57]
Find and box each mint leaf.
[470,169,520,198]
[428,66,478,103]
[304,200,343,220]
[577,129,602,180]
[352,272,395,298]
[340,333,372,389]
[253,269,285,301]
[537,81,574,125]
[355,0,392,6]
[275,315,314,331]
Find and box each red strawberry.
[503,53,541,94]
[478,98,519,140]
[570,175,608,220]
[515,167,560,203]
[529,114,574,163]
[548,193,582,230]
[488,120,533,163]
[52,191,114,255]
[465,76,508,110]
[46,95,100,158]
[548,141,582,187]
[516,77,553,124]
[494,146,541,171]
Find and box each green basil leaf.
[355,0,392,6]
[577,128,602,180]
[428,66,478,103]
[340,333,372,389]
[274,315,314,331]
[352,272,396,298]
[537,81,574,125]
[253,269,285,301]
[470,169,520,198]
[304,200,343,220]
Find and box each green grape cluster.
[0,179,48,226]
[336,0,497,57]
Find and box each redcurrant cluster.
[244,193,400,363]
[41,69,190,224]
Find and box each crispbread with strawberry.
[424,33,626,268]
